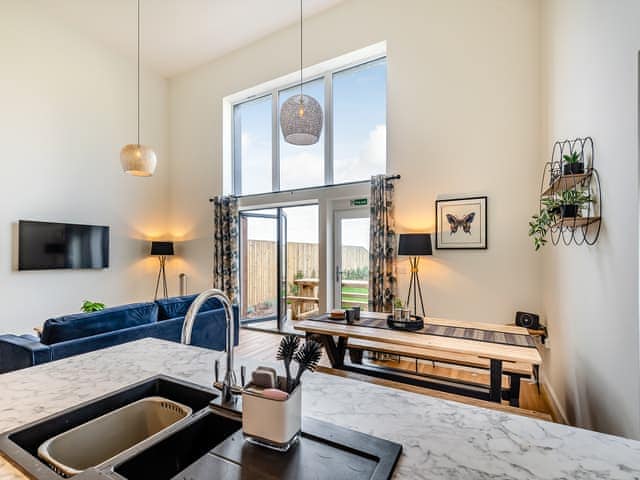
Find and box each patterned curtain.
[213,195,239,302]
[368,175,397,312]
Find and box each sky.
[238,58,386,247]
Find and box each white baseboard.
[542,379,570,425]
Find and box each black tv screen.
[18,221,109,270]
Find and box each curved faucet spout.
[181,289,236,401]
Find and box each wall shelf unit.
[537,137,602,246]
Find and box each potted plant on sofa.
[562,151,585,175]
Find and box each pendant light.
[120,0,157,176]
[279,0,323,146]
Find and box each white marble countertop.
[1,338,639,479]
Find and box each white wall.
[168,0,543,325]
[0,1,170,333]
[540,0,640,439]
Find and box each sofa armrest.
[0,335,51,373]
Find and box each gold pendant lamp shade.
[120,144,157,177]
[121,0,157,177]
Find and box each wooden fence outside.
[242,240,368,313]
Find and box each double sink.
[0,376,241,480]
[1,375,401,480]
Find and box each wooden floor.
[237,328,555,422]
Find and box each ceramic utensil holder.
[242,377,301,452]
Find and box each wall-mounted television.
[18,221,110,271]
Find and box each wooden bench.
[347,338,533,406]
[287,296,320,320]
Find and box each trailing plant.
[528,207,555,251]
[81,300,105,313]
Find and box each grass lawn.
[341,285,368,306]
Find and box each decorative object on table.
[530,137,601,249]
[211,195,239,302]
[81,300,105,313]
[119,0,157,177]
[369,174,398,313]
[435,196,487,250]
[329,309,346,320]
[242,336,323,452]
[279,0,323,146]
[352,306,361,321]
[397,233,432,316]
[386,314,425,331]
[515,311,540,330]
[345,309,357,324]
[151,241,174,300]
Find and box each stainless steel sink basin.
[37,397,191,476]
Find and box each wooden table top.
[294,313,542,366]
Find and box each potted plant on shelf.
[562,151,585,175]
[558,188,592,218]
[528,189,594,251]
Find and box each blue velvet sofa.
[0,295,239,374]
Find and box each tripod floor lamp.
[151,241,174,300]
[398,233,433,317]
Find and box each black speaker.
[515,311,539,329]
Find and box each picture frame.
[435,196,488,250]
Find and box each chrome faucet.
[181,288,241,402]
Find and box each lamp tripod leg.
[161,257,168,298]
[154,257,162,300]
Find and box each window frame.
[230,54,387,196]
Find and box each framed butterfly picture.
[435,196,487,249]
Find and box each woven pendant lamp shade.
[120,144,157,177]
[280,94,323,146]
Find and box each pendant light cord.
[299,0,303,98]
[137,0,141,146]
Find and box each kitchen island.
[0,338,638,479]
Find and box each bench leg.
[489,359,503,403]
[508,374,522,407]
[349,348,363,364]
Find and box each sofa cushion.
[40,302,158,345]
[155,294,223,320]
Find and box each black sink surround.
[0,375,402,480]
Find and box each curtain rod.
[209,174,401,202]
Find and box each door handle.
[336,265,342,283]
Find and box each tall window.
[232,56,387,195]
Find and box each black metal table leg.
[489,359,503,403]
[311,334,347,369]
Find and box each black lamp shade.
[398,233,432,256]
[150,241,174,256]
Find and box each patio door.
[334,209,370,311]
[239,208,287,332]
